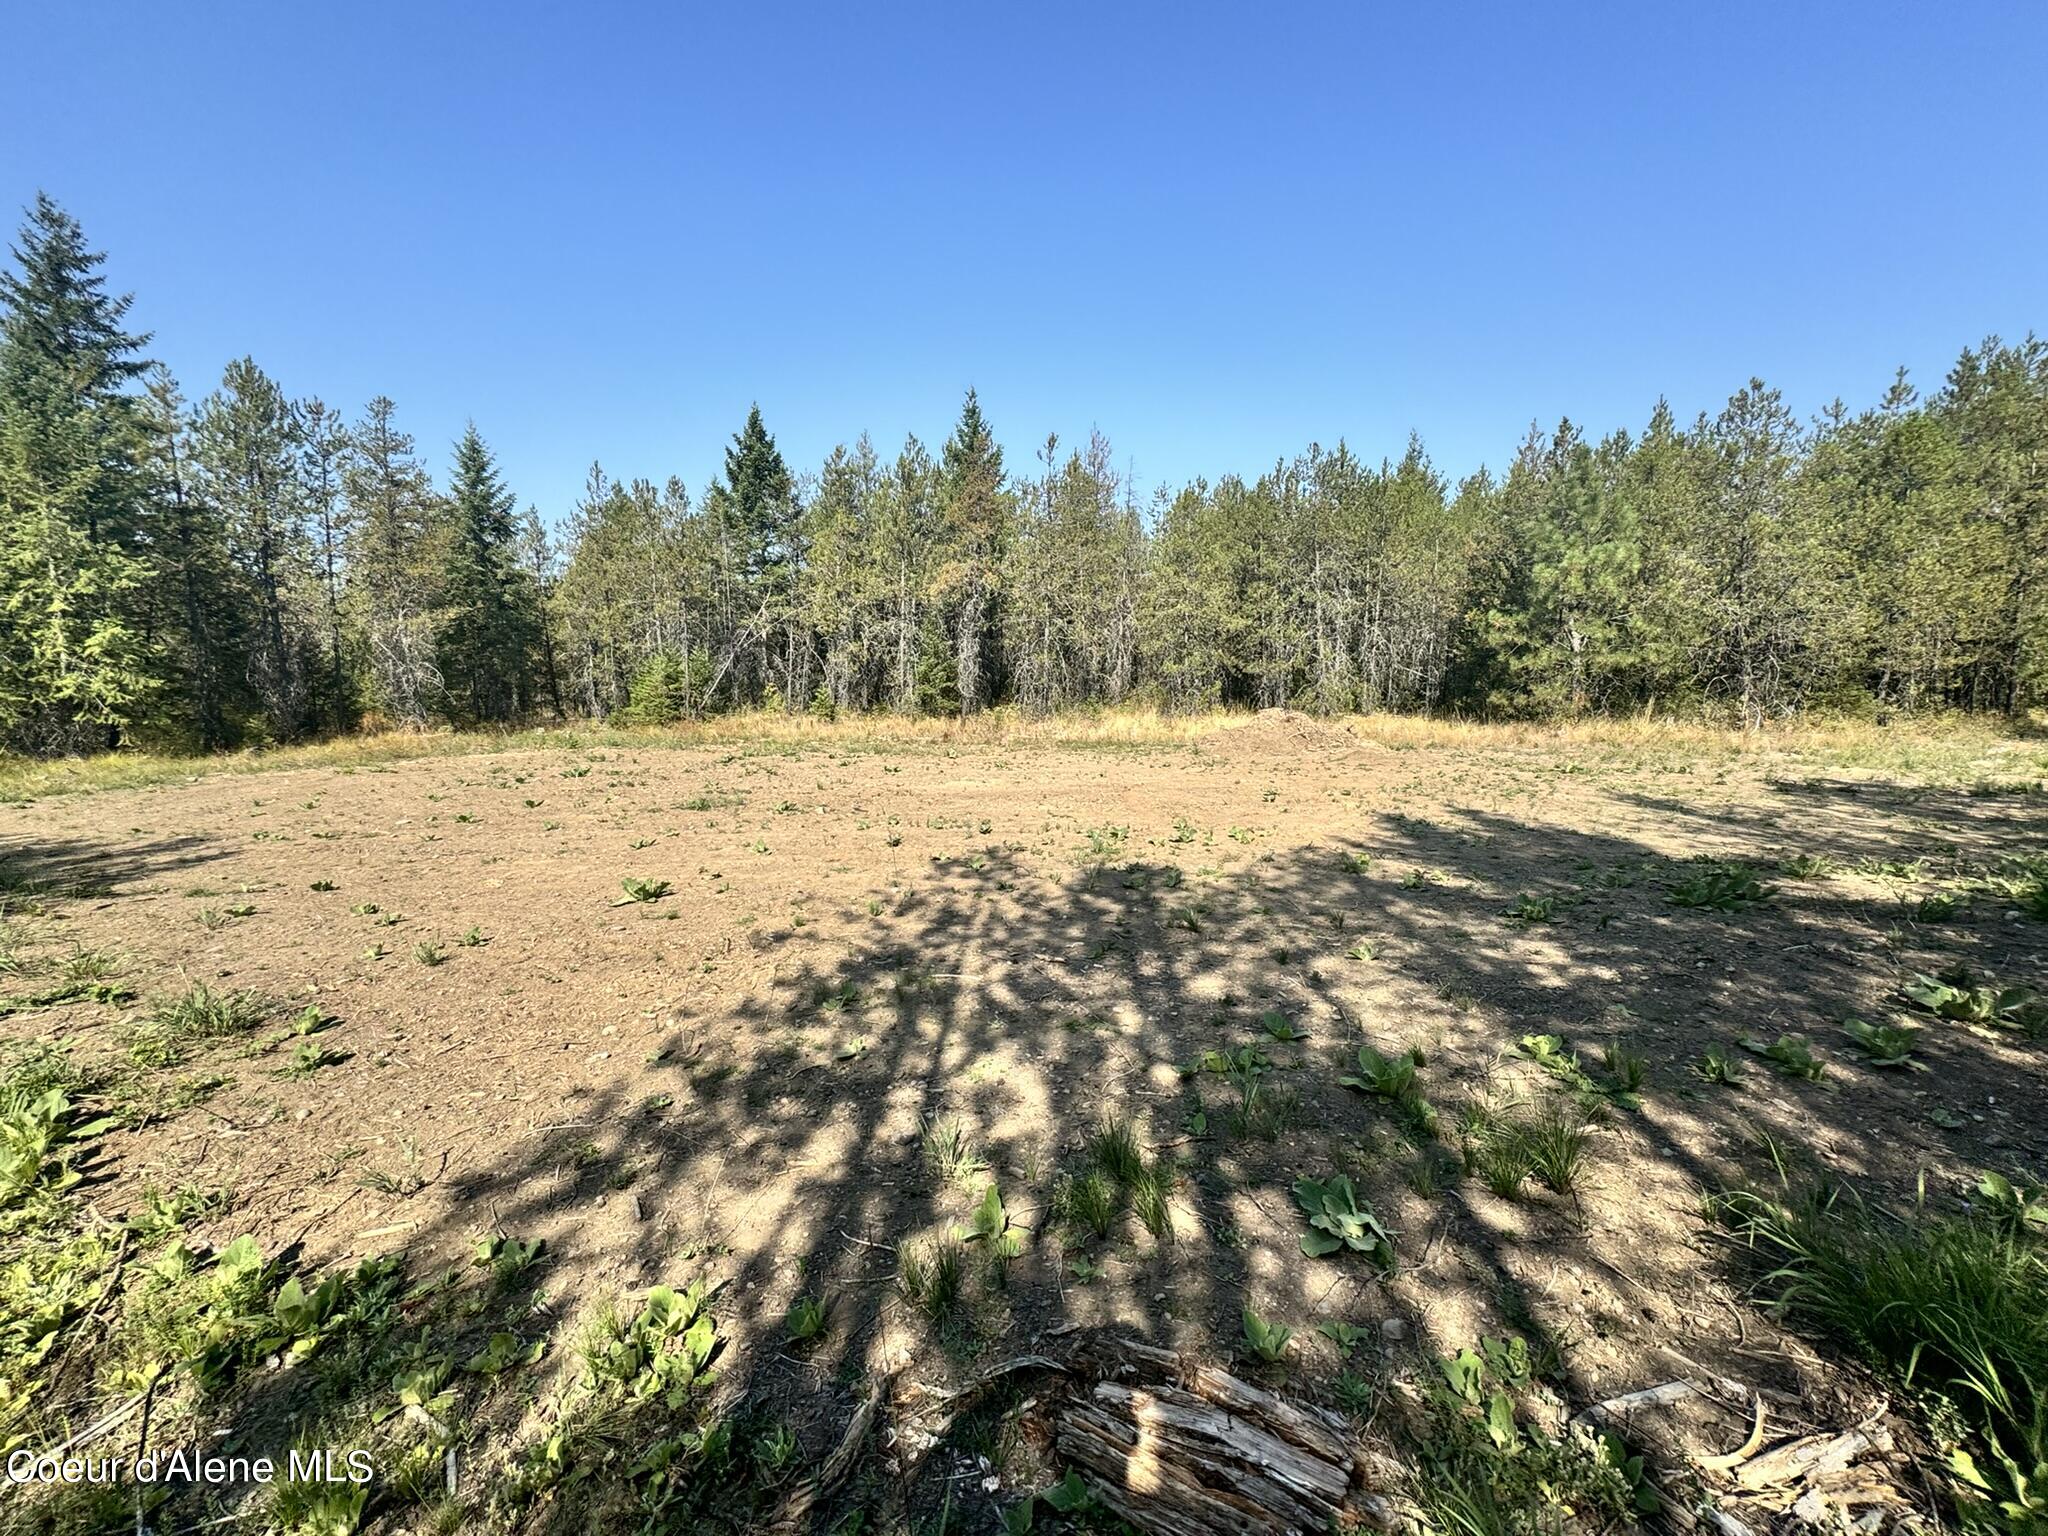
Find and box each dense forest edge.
[4,190,2046,761]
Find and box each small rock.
[1380,1318,1408,1342]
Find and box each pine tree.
[343,397,442,727]
[724,404,795,584]
[194,357,315,739]
[139,367,244,748]
[438,424,540,722]
[938,389,1008,714]
[0,193,161,750]
[297,397,354,728]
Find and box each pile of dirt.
[1211,707,1356,756]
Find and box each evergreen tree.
[438,424,540,722]
[343,397,442,727]
[139,367,244,748]
[297,397,354,728]
[723,404,795,585]
[0,193,160,750]
[193,357,315,739]
[938,389,1008,714]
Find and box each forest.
[4,191,2044,759]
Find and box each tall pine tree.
[438,424,540,722]
[0,194,161,750]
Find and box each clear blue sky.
[5,2,2043,521]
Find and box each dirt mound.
[1212,706,1355,755]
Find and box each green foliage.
[1739,1032,1826,1079]
[1696,1046,1744,1085]
[1904,972,2039,1030]
[896,1236,964,1321]
[1,1088,116,1204]
[1843,1016,1921,1067]
[1714,1180,2047,1532]
[1089,1113,1144,1186]
[1292,1173,1392,1262]
[584,1281,716,1406]
[784,1294,827,1342]
[1668,862,1774,911]
[1241,1306,1292,1364]
[955,1183,1024,1261]
[617,877,672,904]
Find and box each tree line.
[3,193,2043,756]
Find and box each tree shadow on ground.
[69,787,2048,1531]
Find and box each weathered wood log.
[1042,1336,1398,1535]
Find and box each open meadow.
[3,712,2045,1535]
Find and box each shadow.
[0,833,230,899]
[22,777,2048,1532]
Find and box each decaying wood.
[771,1373,891,1533]
[1043,1336,1397,1535]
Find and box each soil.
[4,721,2044,1521]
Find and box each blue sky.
[5,2,2043,521]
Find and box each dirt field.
[4,713,2045,1533]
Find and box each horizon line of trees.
[2,192,2044,758]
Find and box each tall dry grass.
[1,705,2041,801]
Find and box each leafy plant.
[1259,1009,1307,1042]
[1739,1032,1825,1080]
[1903,972,2037,1030]
[1843,1017,1920,1067]
[1974,1171,2048,1239]
[1696,1046,1744,1085]
[1668,862,1773,911]
[1600,1042,1648,1093]
[1242,1306,1292,1364]
[1317,1320,1371,1357]
[584,1281,716,1406]
[785,1294,828,1341]
[617,877,672,904]
[1293,1173,1393,1263]
[955,1183,1024,1261]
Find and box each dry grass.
[2,706,2041,802]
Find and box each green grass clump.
[1713,1180,2046,1531]
[896,1236,964,1321]
[147,983,267,1047]
[1089,1113,1145,1186]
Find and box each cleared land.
[3,712,2045,1534]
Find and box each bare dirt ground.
[4,713,2045,1531]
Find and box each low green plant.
[1696,1046,1744,1085]
[1600,1042,1648,1093]
[1502,894,1557,925]
[1668,862,1774,911]
[1241,1306,1292,1364]
[617,877,672,904]
[1317,1320,1371,1356]
[1260,1009,1308,1042]
[1903,972,2038,1031]
[955,1183,1024,1262]
[1293,1173,1393,1263]
[1712,1179,2046,1532]
[919,1116,987,1185]
[1739,1032,1825,1079]
[1974,1171,2048,1239]
[1843,1017,1920,1067]
[785,1294,828,1342]
[1090,1113,1145,1185]
[897,1236,964,1321]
